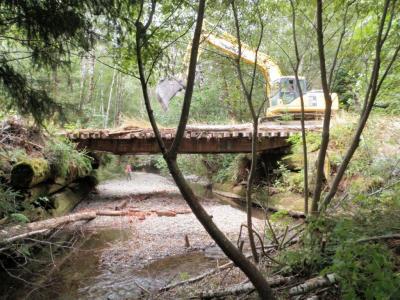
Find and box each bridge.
[66,122,321,155]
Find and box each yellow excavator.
[156,21,339,120]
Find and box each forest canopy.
[0,0,397,127]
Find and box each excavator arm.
[156,21,339,119]
[156,21,281,110]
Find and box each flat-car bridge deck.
[65,122,321,154]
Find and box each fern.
[44,137,92,179]
[0,184,20,217]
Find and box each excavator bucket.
[156,78,186,111]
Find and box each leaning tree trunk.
[134,1,275,298]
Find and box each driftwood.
[0,211,96,244]
[289,274,337,296]
[198,276,294,299]
[95,209,190,218]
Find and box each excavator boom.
[156,21,280,110]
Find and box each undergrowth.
[44,137,92,179]
[0,183,20,217]
[280,183,400,299]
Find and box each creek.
[1,173,276,300]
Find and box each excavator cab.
[267,75,339,119]
[270,77,307,106]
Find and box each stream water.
[0,176,278,299]
[3,180,264,300]
[7,228,225,300]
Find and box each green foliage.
[281,182,400,298]
[211,154,241,183]
[324,241,400,299]
[154,156,169,176]
[179,272,190,281]
[278,112,294,122]
[0,0,117,124]
[273,162,304,193]
[0,148,28,164]
[332,68,358,110]
[270,210,289,222]
[0,184,20,217]
[32,196,52,210]
[44,137,92,178]
[0,63,63,125]
[94,154,123,182]
[10,213,30,223]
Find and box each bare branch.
[290,0,309,214]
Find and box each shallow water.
[190,181,267,220]
[8,228,221,300]
[3,179,268,300]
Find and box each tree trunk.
[78,55,88,111]
[86,52,96,105]
[311,0,333,215]
[290,0,309,215]
[134,1,275,298]
[166,158,275,299]
[11,158,51,188]
[246,120,260,262]
[104,67,117,128]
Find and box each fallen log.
[213,189,305,218]
[11,158,51,188]
[357,234,400,243]
[198,276,294,299]
[95,210,146,220]
[95,209,189,217]
[0,211,97,244]
[50,177,95,217]
[289,274,337,296]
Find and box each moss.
[11,158,51,188]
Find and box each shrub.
[44,137,92,179]
[0,183,21,217]
[324,242,400,300]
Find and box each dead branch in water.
[160,253,253,292]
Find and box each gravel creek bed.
[50,172,269,299]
